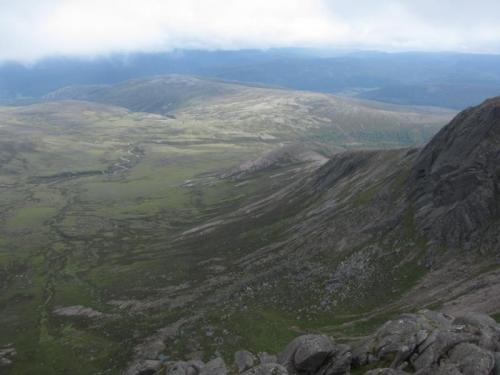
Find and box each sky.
[1,0,500,62]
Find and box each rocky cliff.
[409,97,500,249]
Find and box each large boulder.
[278,334,335,374]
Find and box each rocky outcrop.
[352,310,500,374]
[149,310,500,375]
[409,96,500,248]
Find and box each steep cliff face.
[409,97,500,249]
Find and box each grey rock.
[453,312,500,352]
[353,310,451,368]
[278,334,335,374]
[446,343,495,375]
[199,357,227,375]
[412,329,478,370]
[315,344,351,375]
[351,308,500,375]
[153,310,500,375]
[241,363,288,375]
[235,350,256,373]
[259,352,278,364]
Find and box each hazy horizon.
[2,0,500,63]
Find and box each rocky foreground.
[130,310,500,375]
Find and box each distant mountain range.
[2,49,500,108]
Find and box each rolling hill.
[44,75,454,148]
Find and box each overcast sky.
[2,0,500,62]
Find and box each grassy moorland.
[0,78,455,374]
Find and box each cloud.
[1,0,500,62]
